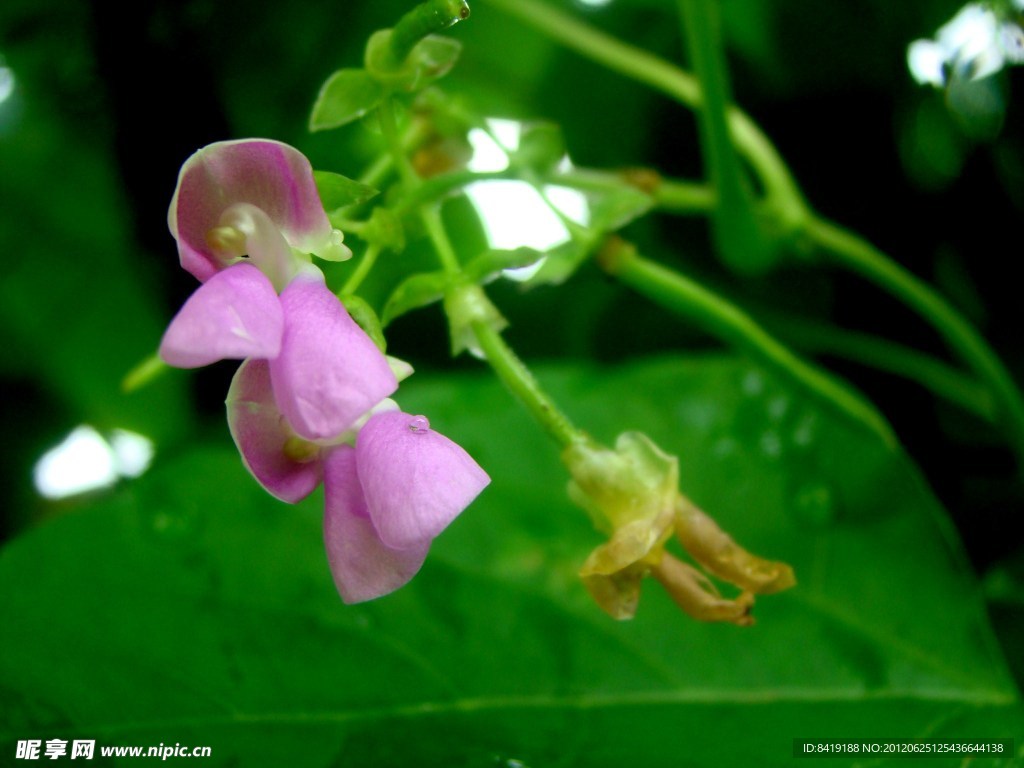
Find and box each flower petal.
[226,359,322,503]
[269,274,397,440]
[159,263,283,368]
[170,139,336,281]
[218,203,300,292]
[355,411,489,550]
[323,446,429,603]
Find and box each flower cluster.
[160,139,489,603]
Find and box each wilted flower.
[564,432,794,623]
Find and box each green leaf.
[364,29,463,93]
[313,170,379,211]
[464,247,545,282]
[0,357,1020,766]
[521,185,652,289]
[381,269,449,326]
[512,122,566,175]
[309,68,385,132]
[411,35,462,86]
[339,294,387,352]
[522,238,591,287]
[587,184,654,234]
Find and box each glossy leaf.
[365,30,463,93]
[313,170,379,212]
[0,357,1019,766]
[309,68,385,132]
[381,270,449,326]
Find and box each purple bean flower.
[159,139,396,440]
[159,138,489,601]
[227,360,490,602]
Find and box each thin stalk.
[340,242,383,297]
[679,0,764,265]
[599,239,897,447]
[470,319,582,449]
[765,314,997,422]
[807,215,1024,461]
[481,0,806,225]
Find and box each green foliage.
[312,170,380,210]
[309,70,385,132]
[1,357,1019,766]
[382,269,449,326]
[524,184,652,288]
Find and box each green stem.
[470,318,582,448]
[807,215,1024,460]
[765,313,997,422]
[374,98,583,452]
[481,0,807,228]
[389,0,471,66]
[378,98,419,186]
[422,205,461,275]
[649,175,715,214]
[340,242,383,297]
[599,239,897,446]
[679,0,764,266]
[122,352,168,393]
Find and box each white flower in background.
[908,2,1024,87]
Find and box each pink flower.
[159,138,490,602]
[168,139,349,284]
[227,360,490,602]
[158,140,396,440]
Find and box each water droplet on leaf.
[759,430,783,459]
[793,482,836,526]
[767,395,790,422]
[741,369,764,397]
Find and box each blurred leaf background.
[1,0,1023,765]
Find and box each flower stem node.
[563,432,795,623]
[444,282,508,358]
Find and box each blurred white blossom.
[908,2,1024,87]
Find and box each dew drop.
[793,482,836,526]
[742,369,765,397]
[150,508,195,541]
[408,415,430,433]
[790,412,819,449]
[712,436,738,458]
[767,395,790,422]
[759,430,783,459]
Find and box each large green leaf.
[0,356,1020,766]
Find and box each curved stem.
[378,98,419,186]
[481,0,806,225]
[599,239,897,447]
[807,215,1024,460]
[764,313,997,422]
[470,318,582,449]
[340,242,383,297]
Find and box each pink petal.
[356,411,490,550]
[323,446,429,603]
[169,139,335,282]
[269,274,397,441]
[159,263,283,368]
[226,359,322,503]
